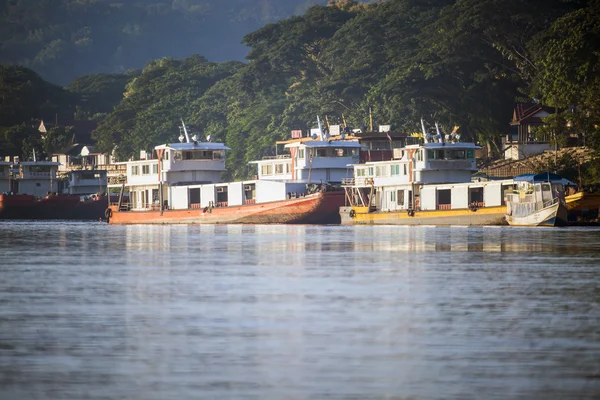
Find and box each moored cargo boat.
[340,121,515,226]
[107,122,363,225]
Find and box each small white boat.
[505,173,568,226]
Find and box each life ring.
[407,209,415,217]
[349,209,356,218]
[469,203,478,212]
[104,208,112,219]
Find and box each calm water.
[0,221,599,400]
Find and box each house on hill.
[503,103,554,160]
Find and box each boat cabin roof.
[514,172,563,183]
[155,142,230,151]
[406,142,481,150]
[284,140,366,149]
[20,161,61,166]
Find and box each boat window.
[275,164,284,174]
[397,189,405,206]
[142,165,150,175]
[164,151,169,160]
[542,183,551,192]
[427,150,435,159]
[376,166,382,177]
[298,149,304,159]
[403,164,407,175]
[391,165,400,175]
[368,167,374,176]
[390,190,396,203]
[30,165,51,173]
[261,164,273,175]
[317,149,328,157]
[286,163,290,173]
[450,150,466,159]
[467,149,474,159]
[131,166,139,176]
[152,164,158,174]
[417,150,423,161]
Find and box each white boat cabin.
[119,140,230,211]
[16,161,61,197]
[347,141,514,212]
[64,169,107,195]
[250,140,363,184]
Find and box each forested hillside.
[0,0,330,84]
[2,0,600,185]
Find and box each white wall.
[20,180,58,197]
[170,186,189,210]
[504,143,552,160]
[165,170,222,184]
[415,170,473,184]
[483,182,503,206]
[228,182,243,206]
[201,185,216,207]
[420,186,436,210]
[451,186,469,209]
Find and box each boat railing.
[261,155,291,160]
[341,177,354,186]
[437,203,452,210]
[244,199,256,205]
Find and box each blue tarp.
[514,172,563,182]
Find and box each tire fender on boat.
[349,209,356,218]
[104,208,112,221]
[407,209,415,217]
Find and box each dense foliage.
[2,0,600,186]
[0,0,330,84]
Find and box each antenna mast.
[180,119,191,143]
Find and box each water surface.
[1,222,599,399]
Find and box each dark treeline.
[1,0,599,185]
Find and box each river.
[1,221,599,399]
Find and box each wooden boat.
[505,173,568,226]
[107,121,363,225]
[340,121,515,226]
[565,191,600,211]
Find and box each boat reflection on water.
[120,224,599,258]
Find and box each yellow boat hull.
[340,205,507,226]
[565,191,600,211]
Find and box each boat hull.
[0,194,36,219]
[108,191,344,225]
[565,191,600,211]
[0,194,113,220]
[340,205,507,226]
[505,201,568,227]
